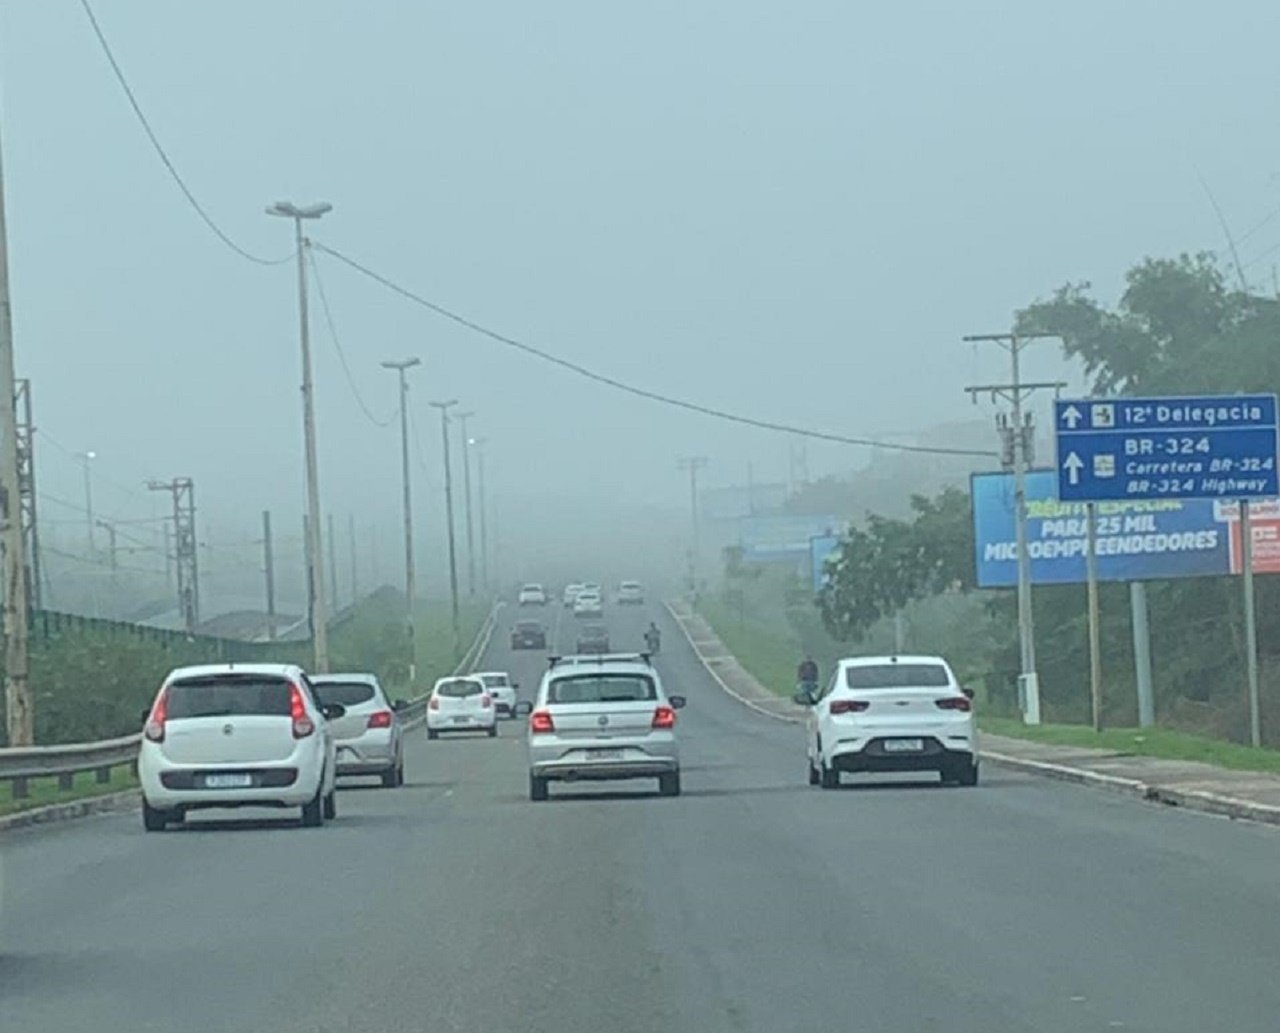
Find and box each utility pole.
[78,450,96,557]
[266,200,332,673]
[327,512,338,613]
[15,379,40,610]
[964,331,1064,725]
[149,478,199,633]
[0,127,33,743]
[678,456,709,599]
[382,357,421,684]
[431,399,461,660]
[96,520,118,570]
[348,513,358,603]
[457,411,477,597]
[473,437,489,593]
[262,509,276,640]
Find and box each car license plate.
[882,738,924,753]
[586,748,624,760]
[452,717,470,724]
[204,772,252,789]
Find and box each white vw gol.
[796,655,978,788]
[138,663,344,831]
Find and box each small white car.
[563,583,584,607]
[427,675,498,738]
[521,653,685,800]
[518,583,548,606]
[573,590,604,618]
[137,663,343,831]
[616,580,645,605]
[798,655,978,788]
[311,673,404,787]
[475,670,519,718]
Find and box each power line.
[76,0,291,267]
[312,242,995,459]
[305,248,396,428]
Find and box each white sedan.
[797,654,978,788]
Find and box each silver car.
[311,674,405,787]
[521,654,685,801]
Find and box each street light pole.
[457,411,476,597]
[473,437,489,593]
[382,357,421,685]
[78,451,97,556]
[430,399,461,660]
[677,456,708,600]
[266,200,332,673]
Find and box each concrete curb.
[667,600,1280,828]
[0,788,140,833]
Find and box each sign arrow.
[1061,404,1083,430]
[1063,452,1084,485]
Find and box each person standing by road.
[797,655,819,696]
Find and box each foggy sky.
[3,1,1278,599]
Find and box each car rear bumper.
[140,764,321,809]
[511,638,546,649]
[335,740,397,773]
[531,757,678,781]
[828,736,975,772]
[427,713,496,731]
[530,737,678,781]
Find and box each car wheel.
[322,788,337,820]
[659,770,681,797]
[820,758,840,789]
[488,724,498,739]
[529,774,549,802]
[427,728,439,741]
[300,781,325,827]
[957,759,979,787]
[396,759,406,786]
[808,755,820,786]
[142,800,169,832]
[380,764,398,788]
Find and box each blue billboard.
[738,514,840,563]
[972,470,1277,587]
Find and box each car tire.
[659,770,681,797]
[808,756,820,786]
[301,781,325,827]
[529,774,549,802]
[142,800,169,832]
[427,728,439,741]
[380,765,397,788]
[957,759,979,787]
[820,758,840,789]
[323,788,337,820]
[487,724,498,738]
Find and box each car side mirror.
[320,703,346,720]
[392,698,408,712]
[668,695,687,710]
[961,687,975,701]
[792,690,815,707]
[514,701,533,717]
[512,682,520,690]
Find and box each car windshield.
[547,674,656,704]
[312,680,378,707]
[436,679,483,698]
[165,675,293,718]
[845,664,950,689]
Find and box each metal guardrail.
[0,599,505,801]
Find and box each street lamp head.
[381,357,422,371]
[429,399,458,410]
[265,201,332,220]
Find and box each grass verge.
[0,766,137,817]
[696,597,800,697]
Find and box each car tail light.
[935,696,972,712]
[530,710,555,733]
[144,687,168,743]
[429,696,440,711]
[829,699,870,715]
[366,710,393,729]
[480,694,492,709]
[652,705,677,729]
[290,683,315,738]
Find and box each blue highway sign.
[1053,395,1279,502]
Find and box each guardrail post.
[58,772,74,791]
[12,776,28,799]
[95,765,111,785]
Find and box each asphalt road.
[3,595,1280,1032]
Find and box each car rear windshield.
[845,664,951,689]
[522,584,542,592]
[547,674,656,704]
[516,621,542,631]
[621,582,641,590]
[581,626,608,640]
[312,681,377,707]
[481,675,509,688]
[437,678,483,698]
[166,675,293,718]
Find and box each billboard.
[810,534,842,592]
[972,470,1280,588]
[738,514,840,563]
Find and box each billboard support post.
[1130,582,1155,728]
[1242,500,1261,748]
[1086,502,1103,732]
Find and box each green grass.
[0,765,137,817]
[980,716,1280,774]
[696,597,803,697]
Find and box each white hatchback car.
[798,655,978,788]
[137,663,343,831]
[311,673,405,787]
[572,590,604,618]
[563,583,583,607]
[475,670,519,718]
[427,675,498,738]
[518,583,548,606]
[521,654,685,800]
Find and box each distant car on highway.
[796,654,978,788]
[475,670,519,718]
[518,583,548,606]
[572,589,604,618]
[427,675,498,739]
[311,673,405,788]
[575,622,610,654]
[520,653,685,800]
[563,583,584,607]
[615,580,645,605]
[137,663,343,831]
[511,619,548,650]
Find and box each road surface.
[3,595,1279,1032]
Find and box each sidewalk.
[667,599,1280,827]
